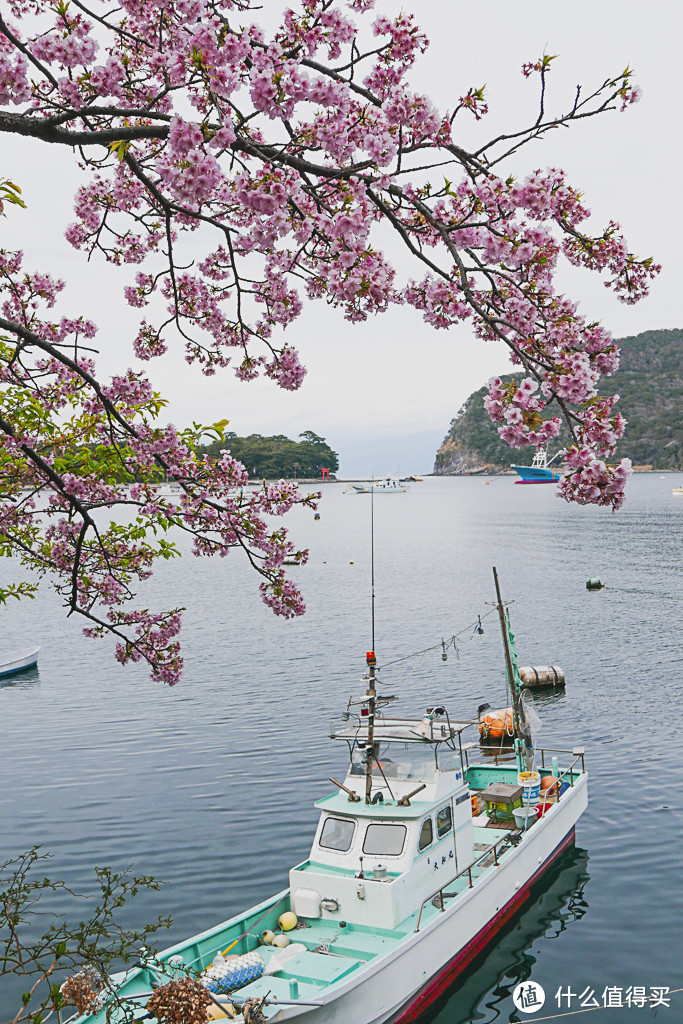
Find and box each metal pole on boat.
[371,480,375,651]
[492,566,520,736]
[363,481,378,804]
[364,650,377,804]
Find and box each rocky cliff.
[434,328,683,474]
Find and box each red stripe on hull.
[391,828,576,1024]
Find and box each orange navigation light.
[366,651,376,665]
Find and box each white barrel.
[519,665,565,689]
[518,770,541,805]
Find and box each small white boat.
[0,646,40,678]
[351,478,407,494]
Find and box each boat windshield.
[347,742,459,782]
[436,747,462,773]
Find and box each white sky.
[2,0,679,452]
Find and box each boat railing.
[414,835,510,933]
[415,749,587,931]
[538,747,586,777]
[462,746,586,776]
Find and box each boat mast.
[493,566,520,735]
[364,650,377,804]
[371,482,375,651]
[365,483,377,804]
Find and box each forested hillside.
[435,329,683,473]
[199,430,339,478]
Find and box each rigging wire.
[379,606,498,671]
[390,649,428,688]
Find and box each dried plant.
[147,977,213,1024]
[60,967,103,1015]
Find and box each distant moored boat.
[511,448,563,484]
[351,478,408,493]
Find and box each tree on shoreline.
[0,0,658,682]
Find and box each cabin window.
[363,823,407,856]
[418,817,433,851]
[319,816,355,852]
[436,805,452,837]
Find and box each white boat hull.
[0,645,40,678]
[269,776,587,1023]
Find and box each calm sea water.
[2,475,682,1022]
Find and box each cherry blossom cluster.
[563,220,660,305]
[0,250,316,682]
[484,377,561,448]
[558,450,632,511]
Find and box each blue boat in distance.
[511,448,563,484]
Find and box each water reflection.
[423,846,590,1024]
[0,666,40,689]
[529,690,567,713]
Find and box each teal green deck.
[76,762,583,1023]
[467,763,580,790]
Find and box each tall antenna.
[371,480,375,650]
[364,481,377,804]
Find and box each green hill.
[199,430,339,478]
[434,328,683,473]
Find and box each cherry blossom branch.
[0,0,659,682]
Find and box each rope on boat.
[222,893,290,955]
[391,649,427,688]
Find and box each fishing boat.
[511,448,563,484]
[351,478,407,494]
[70,574,587,1024]
[0,645,40,678]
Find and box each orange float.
[478,707,515,743]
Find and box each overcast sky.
[3,1,678,461]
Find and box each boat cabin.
[289,716,475,931]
